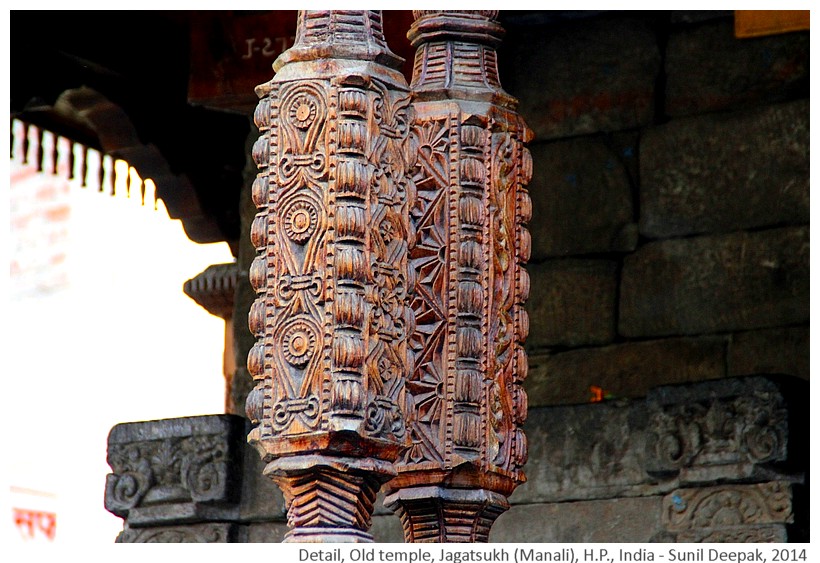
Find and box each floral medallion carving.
[246,10,413,542]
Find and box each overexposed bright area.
[5,139,232,545]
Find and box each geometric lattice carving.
[246,10,413,542]
[390,487,509,543]
[265,460,385,543]
[385,10,533,542]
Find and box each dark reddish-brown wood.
[246,10,415,542]
[385,10,533,543]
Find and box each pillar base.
[266,455,395,543]
[384,486,510,543]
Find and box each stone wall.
[497,11,809,407]
[105,375,807,542]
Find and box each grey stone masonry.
[514,376,805,505]
[528,137,637,259]
[729,325,809,381]
[501,15,660,141]
[619,227,809,337]
[104,375,806,542]
[525,259,618,349]
[117,522,239,543]
[640,100,809,239]
[105,415,246,531]
[665,19,808,117]
[526,337,726,407]
[491,497,665,543]
[495,375,806,543]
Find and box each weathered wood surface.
[385,10,533,542]
[246,10,414,542]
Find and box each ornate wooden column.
[246,11,414,542]
[384,11,534,542]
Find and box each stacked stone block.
[496,11,809,407]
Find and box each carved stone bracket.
[105,415,245,528]
[646,376,794,484]
[246,10,414,542]
[386,10,533,542]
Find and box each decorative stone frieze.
[662,482,793,543]
[117,522,237,543]
[512,375,805,505]
[385,10,533,542]
[246,10,414,542]
[646,376,792,484]
[105,415,245,527]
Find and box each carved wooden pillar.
[384,11,533,542]
[246,11,414,542]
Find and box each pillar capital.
[407,10,514,107]
[273,11,404,74]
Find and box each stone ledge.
[513,375,806,506]
[117,522,239,543]
[526,337,727,406]
[491,497,664,543]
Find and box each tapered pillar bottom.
[384,486,509,543]
[266,455,395,543]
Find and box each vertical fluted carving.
[385,10,533,543]
[247,10,414,543]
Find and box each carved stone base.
[384,487,510,543]
[265,455,395,543]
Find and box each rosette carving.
[245,10,413,543]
